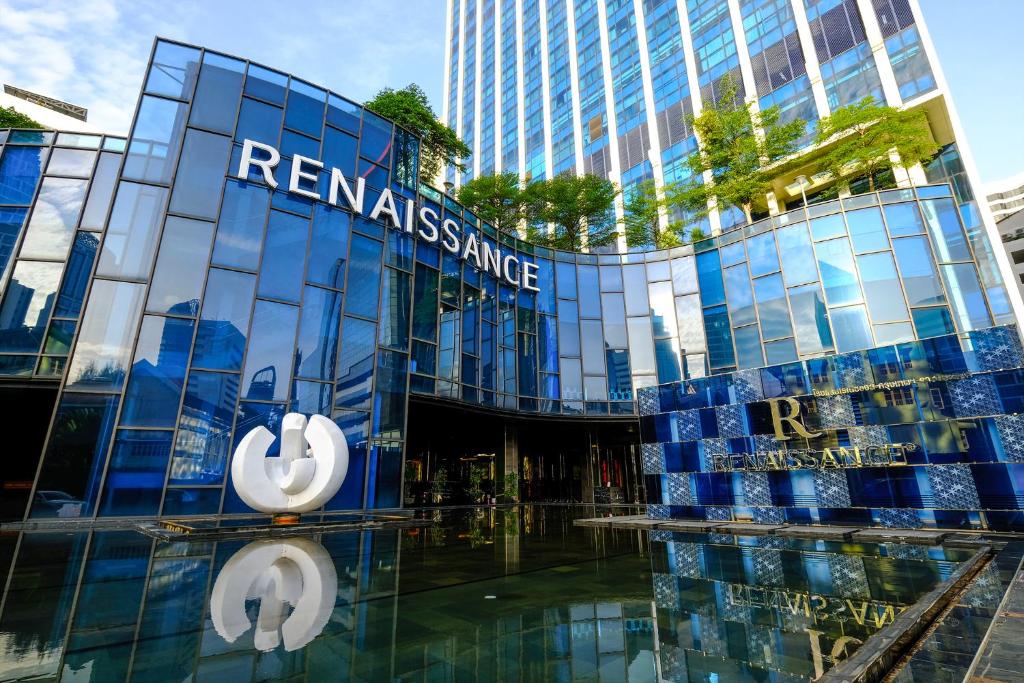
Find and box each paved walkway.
[966,553,1024,682]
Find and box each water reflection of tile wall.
[639,325,1024,531]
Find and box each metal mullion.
[123,536,158,681]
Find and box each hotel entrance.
[404,397,645,506]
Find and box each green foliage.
[364,84,471,185]
[524,173,620,251]
[0,106,44,129]
[430,467,448,502]
[467,465,487,503]
[689,227,708,243]
[623,179,686,249]
[456,172,527,235]
[813,97,938,192]
[680,76,805,224]
[502,470,519,502]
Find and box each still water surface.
[0,507,971,681]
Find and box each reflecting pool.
[0,507,975,681]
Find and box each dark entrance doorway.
[404,396,644,506]
[0,381,58,520]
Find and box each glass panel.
[234,98,283,147]
[323,127,358,177]
[626,317,656,375]
[170,370,238,484]
[622,265,648,316]
[99,430,172,516]
[292,380,332,415]
[123,96,187,185]
[79,152,121,230]
[753,274,792,340]
[675,294,704,352]
[66,280,146,391]
[703,305,735,368]
[764,338,797,365]
[556,260,577,298]
[193,268,254,371]
[44,319,75,354]
[379,269,411,349]
[30,393,119,518]
[327,94,361,134]
[911,306,955,338]
[892,236,945,307]
[776,222,818,286]
[308,204,349,289]
[241,300,299,401]
[810,213,845,241]
[345,234,383,319]
[599,264,623,292]
[720,242,745,266]
[584,374,607,401]
[0,261,63,352]
[654,337,681,383]
[581,319,605,374]
[648,281,676,337]
[921,198,971,262]
[883,201,925,237]
[147,216,214,315]
[696,250,725,306]
[557,299,579,357]
[145,41,200,99]
[874,321,914,345]
[941,263,991,332]
[0,146,47,204]
[788,283,833,355]
[830,305,873,352]
[412,265,439,342]
[103,137,127,152]
[54,232,99,317]
[296,285,341,380]
[121,316,194,427]
[169,129,232,219]
[212,180,269,271]
[189,53,245,134]
[724,264,755,325]
[734,325,764,369]
[96,182,168,280]
[857,252,909,323]
[601,293,627,348]
[244,64,288,105]
[672,256,698,295]
[257,210,309,302]
[814,238,860,305]
[285,80,327,137]
[0,208,26,280]
[17,177,89,259]
[846,207,888,253]
[335,316,376,409]
[46,148,96,177]
[578,265,601,317]
[746,232,779,276]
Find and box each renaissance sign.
[237,139,541,293]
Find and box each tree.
[456,172,528,235]
[0,106,44,129]
[364,84,471,186]
[813,97,938,192]
[680,76,806,224]
[623,179,687,249]
[524,173,619,251]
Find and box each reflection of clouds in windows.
[18,177,89,260]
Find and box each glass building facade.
[0,39,1021,529]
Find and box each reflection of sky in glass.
[17,178,89,260]
[7,261,62,329]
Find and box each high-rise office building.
[442,1,1021,315]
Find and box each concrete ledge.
[715,522,785,536]
[573,517,616,527]
[776,526,859,541]
[851,528,947,545]
[818,545,991,683]
[657,520,724,533]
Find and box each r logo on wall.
[231,413,349,513]
[767,397,823,441]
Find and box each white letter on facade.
[368,188,401,228]
[237,139,280,189]
[482,241,501,278]
[502,254,520,285]
[328,168,365,214]
[441,219,461,253]
[462,232,482,269]
[404,198,416,233]
[289,155,323,200]
[521,261,540,292]
[418,206,439,242]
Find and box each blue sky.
[0,0,1019,184]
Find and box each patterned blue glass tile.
[649,529,672,542]
[638,386,660,415]
[715,403,746,439]
[706,506,733,521]
[642,443,666,474]
[994,415,1024,463]
[699,438,727,471]
[928,464,980,509]
[698,606,727,657]
[962,563,1004,608]
[742,472,772,507]
[813,470,852,507]
[717,582,750,622]
[828,554,870,598]
[666,473,693,505]
[653,573,679,609]
[878,507,923,528]
[676,409,701,441]
[756,535,785,549]
[748,627,775,668]
[670,541,703,579]
[816,394,855,428]
[752,548,784,587]
[948,374,1001,417]
[709,532,734,544]
[885,542,928,559]
[753,433,781,452]
[848,425,889,449]
[834,352,870,387]
[753,507,786,524]
[733,368,764,402]
[969,326,1024,371]
[648,504,670,519]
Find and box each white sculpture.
[209,538,337,652]
[231,413,348,513]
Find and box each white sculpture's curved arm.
[231,413,349,513]
[210,538,337,652]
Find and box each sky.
[0,0,1019,185]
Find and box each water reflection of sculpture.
[210,538,337,652]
